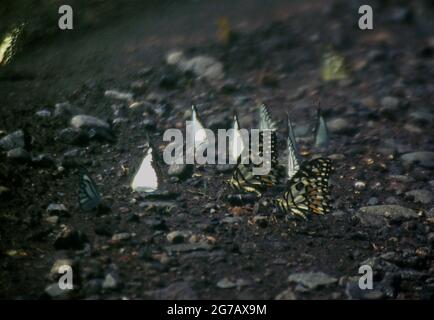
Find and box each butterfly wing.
[227,130,280,195]
[314,108,330,147]
[275,158,332,219]
[79,170,101,211]
[228,113,245,163]
[304,158,333,215]
[259,104,277,131]
[321,47,349,82]
[191,105,208,149]
[0,23,24,66]
[287,113,300,180]
[131,146,159,192]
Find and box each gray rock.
[112,117,128,128]
[380,96,400,112]
[70,115,110,130]
[400,152,434,168]
[111,233,132,241]
[46,216,59,225]
[46,203,68,215]
[145,282,198,299]
[165,242,212,254]
[35,109,51,118]
[288,272,337,290]
[129,101,154,112]
[44,283,70,299]
[7,147,30,162]
[327,118,353,134]
[130,80,147,93]
[63,149,82,159]
[54,102,82,117]
[104,90,133,101]
[221,217,242,224]
[405,189,432,204]
[275,288,297,300]
[168,164,190,177]
[216,278,236,289]
[356,205,418,227]
[167,231,189,244]
[354,181,366,190]
[102,273,118,290]
[167,51,224,81]
[0,130,25,151]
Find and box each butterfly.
[131,144,159,193]
[227,104,281,195]
[275,157,333,220]
[314,108,329,147]
[286,113,300,180]
[78,169,102,211]
[321,46,349,82]
[190,105,208,151]
[228,113,245,164]
[0,23,24,66]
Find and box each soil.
[0,0,433,299]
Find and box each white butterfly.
[131,145,159,193]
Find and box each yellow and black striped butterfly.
[275,157,333,219]
[227,130,280,195]
[227,105,281,196]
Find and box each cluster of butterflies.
[78,104,333,221]
[226,104,333,220]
